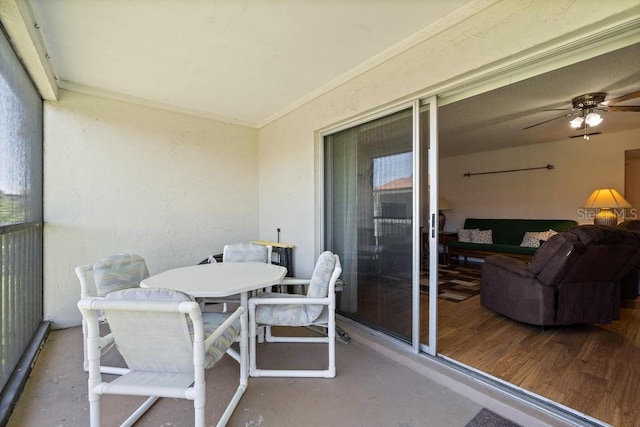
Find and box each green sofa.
[448,218,578,262]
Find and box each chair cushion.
[93,254,149,296]
[104,288,196,371]
[305,251,336,321]
[106,288,239,368]
[223,243,269,262]
[201,312,241,367]
[255,292,314,326]
[105,286,194,302]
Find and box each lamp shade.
[582,188,631,209]
[438,196,451,211]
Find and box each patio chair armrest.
[249,296,330,309]
[279,277,311,286]
[203,306,245,349]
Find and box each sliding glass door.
[325,107,414,342]
[324,98,438,353]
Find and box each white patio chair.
[205,242,272,312]
[223,242,272,264]
[77,287,247,427]
[249,251,342,378]
[75,253,149,375]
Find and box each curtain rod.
[464,164,554,177]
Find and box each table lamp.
[438,196,451,231]
[581,188,631,226]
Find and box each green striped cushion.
[93,254,149,296]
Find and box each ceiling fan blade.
[569,132,601,139]
[523,111,577,130]
[608,105,640,112]
[606,91,640,105]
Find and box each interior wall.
[439,128,640,231]
[257,1,640,276]
[44,90,259,328]
[625,154,640,209]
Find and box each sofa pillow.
[520,231,547,248]
[471,229,492,244]
[546,229,559,239]
[457,228,478,243]
[520,229,559,248]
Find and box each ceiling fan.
[523,91,640,139]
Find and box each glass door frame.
[319,95,440,356]
[415,96,438,356]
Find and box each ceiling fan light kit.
[571,111,604,129]
[568,93,607,139]
[569,116,583,128]
[585,112,603,127]
[524,91,640,140]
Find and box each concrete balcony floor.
[7,321,573,426]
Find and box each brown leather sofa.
[618,220,640,299]
[480,225,640,326]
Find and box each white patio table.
[140,262,287,376]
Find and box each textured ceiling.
[26,1,640,155]
[29,0,471,127]
[439,43,640,157]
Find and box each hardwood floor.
[340,266,640,426]
[437,292,639,426]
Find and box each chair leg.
[218,312,248,427]
[88,392,100,427]
[251,325,336,378]
[194,392,205,427]
[258,325,267,343]
[121,396,160,427]
[249,304,258,375]
[86,330,102,427]
[82,318,89,372]
[327,308,336,378]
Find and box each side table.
[251,240,294,277]
[439,231,458,265]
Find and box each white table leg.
[240,291,249,378]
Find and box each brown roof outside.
[375,177,412,191]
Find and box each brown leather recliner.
[480,225,640,326]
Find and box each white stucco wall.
[440,128,640,231]
[40,1,640,327]
[257,0,640,277]
[44,90,259,328]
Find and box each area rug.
[420,264,481,302]
[465,408,521,427]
